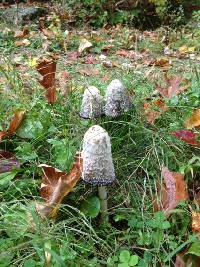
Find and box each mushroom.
[105,79,132,117]
[82,125,115,221]
[79,86,104,119]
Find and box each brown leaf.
[0,150,20,173]
[41,28,55,38]
[37,153,82,218]
[185,109,200,129]
[78,68,99,76]
[155,166,189,214]
[14,28,29,38]
[0,110,26,141]
[157,76,190,98]
[84,55,98,64]
[78,39,92,53]
[144,99,168,124]
[57,70,71,96]
[15,39,31,47]
[192,211,200,233]
[36,58,57,103]
[155,57,170,68]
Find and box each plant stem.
[98,185,108,222]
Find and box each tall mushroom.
[105,79,131,118]
[79,86,104,119]
[82,125,115,221]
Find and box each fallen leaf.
[175,254,187,267]
[178,45,188,55]
[172,130,200,146]
[185,109,200,129]
[67,51,79,60]
[78,68,99,76]
[0,151,20,173]
[36,153,82,218]
[15,39,31,47]
[36,57,57,103]
[84,55,98,64]
[144,99,168,124]
[192,211,200,233]
[57,70,71,96]
[157,76,190,98]
[155,57,170,68]
[14,28,29,38]
[78,39,92,53]
[41,28,55,38]
[155,166,189,214]
[0,110,26,141]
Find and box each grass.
[0,9,200,267]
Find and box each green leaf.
[24,259,36,267]
[129,255,139,266]
[80,196,100,218]
[119,250,130,263]
[118,263,129,267]
[0,170,18,186]
[187,241,200,257]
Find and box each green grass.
[0,13,200,267]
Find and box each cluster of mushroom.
[80,80,132,221]
[79,79,132,119]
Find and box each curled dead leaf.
[78,68,99,76]
[78,39,92,53]
[36,57,57,103]
[0,110,26,142]
[36,153,82,218]
[15,39,31,47]
[155,166,189,215]
[14,28,29,38]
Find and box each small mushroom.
[79,86,104,119]
[105,79,132,117]
[82,125,115,221]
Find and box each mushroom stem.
[98,185,108,222]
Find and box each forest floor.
[0,2,200,267]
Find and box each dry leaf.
[178,45,188,55]
[0,110,26,141]
[36,153,82,218]
[155,166,188,214]
[15,39,31,47]
[57,70,71,96]
[0,150,20,173]
[185,109,200,129]
[78,68,99,76]
[173,130,200,147]
[192,211,200,233]
[36,57,57,103]
[14,28,29,38]
[78,39,92,53]
[157,76,190,98]
[144,99,168,124]
[155,57,170,68]
[41,28,55,38]
[84,55,98,64]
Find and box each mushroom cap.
[79,86,104,119]
[105,79,131,117]
[82,125,115,185]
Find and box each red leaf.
[0,150,20,173]
[84,55,98,64]
[173,130,200,146]
[0,110,25,141]
[36,58,57,103]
